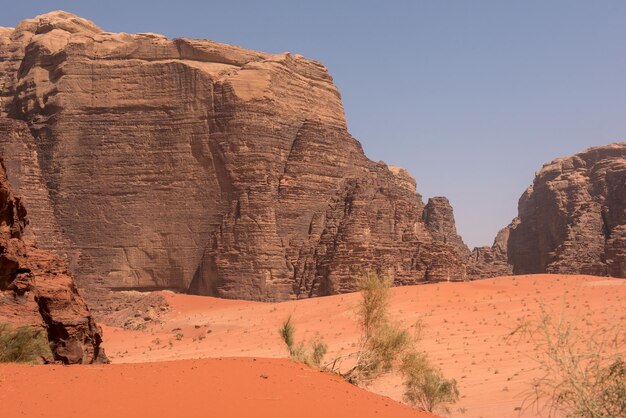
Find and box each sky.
[2,1,626,248]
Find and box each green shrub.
[278,315,328,369]
[509,307,625,417]
[354,271,393,343]
[278,271,460,415]
[401,351,460,413]
[349,321,411,383]
[279,315,296,350]
[347,271,459,413]
[0,323,51,363]
[345,272,414,383]
[309,336,328,368]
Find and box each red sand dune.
[3,275,623,418]
[0,358,433,418]
[101,275,625,417]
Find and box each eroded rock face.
[0,12,468,300]
[467,224,514,279]
[473,143,626,278]
[423,197,470,259]
[507,143,626,277]
[0,158,106,364]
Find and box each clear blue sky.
[2,1,626,248]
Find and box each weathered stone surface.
[467,224,514,279]
[0,119,71,257]
[475,143,626,278]
[0,158,106,364]
[0,12,468,301]
[508,143,626,276]
[423,197,470,259]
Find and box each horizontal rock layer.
[0,11,469,301]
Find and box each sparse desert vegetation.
[279,315,327,368]
[91,274,623,417]
[3,275,625,417]
[0,323,51,364]
[509,306,625,418]
[401,351,460,414]
[1,6,626,418]
[279,271,460,414]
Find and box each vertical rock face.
[473,143,626,278]
[0,11,469,301]
[467,224,514,279]
[507,143,626,277]
[0,158,106,364]
[423,197,470,259]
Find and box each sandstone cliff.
[467,224,513,279]
[0,158,106,364]
[471,143,626,278]
[423,197,470,259]
[0,12,468,301]
[507,143,626,277]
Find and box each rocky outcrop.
[423,197,470,259]
[472,143,626,278]
[467,224,513,279]
[506,143,626,277]
[0,11,468,301]
[0,158,106,364]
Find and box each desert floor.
[3,274,624,418]
[1,357,433,418]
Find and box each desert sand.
[103,275,624,417]
[1,358,434,418]
[3,275,624,417]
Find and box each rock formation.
[467,225,513,279]
[423,197,470,259]
[471,143,626,278]
[0,11,469,301]
[0,158,106,364]
[507,143,626,276]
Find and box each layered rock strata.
[0,158,106,364]
[470,143,626,278]
[423,197,470,259]
[507,143,626,277]
[467,225,513,279]
[0,12,469,301]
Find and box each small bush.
[0,323,51,363]
[349,321,411,383]
[401,351,460,413]
[346,272,400,382]
[347,271,459,413]
[278,315,328,369]
[278,271,460,414]
[279,315,296,352]
[355,271,393,342]
[309,336,328,368]
[509,306,625,417]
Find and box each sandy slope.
[3,275,622,418]
[100,275,625,418]
[0,358,433,418]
